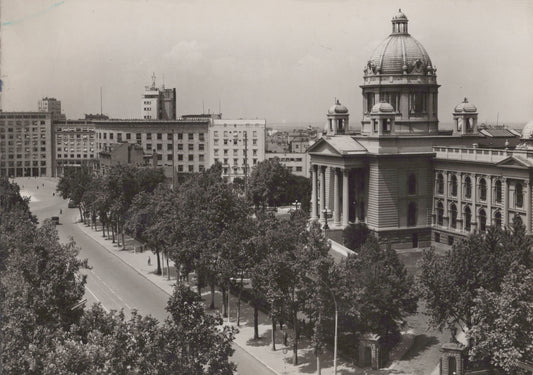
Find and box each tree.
[287,175,311,213]
[56,166,94,220]
[247,158,292,209]
[163,285,236,374]
[342,223,369,251]
[418,223,530,335]
[469,265,533,374]
[337,237,417,348]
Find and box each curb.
[77,222,280,375]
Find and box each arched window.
[464,206,472,232]
[495,180,502,203]
[465,176,472,199]
[451,175,458,197]
[515,182,523,208]
[450,204,457,229]
[408,173,417,195]
[494,211,502,228]
[437,173,444,195]
[408,202,417,227]
[437,202,444,226]
[479,178,487,201]
[479,209,487,232]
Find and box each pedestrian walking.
[147,256,151,266]
[60,209,62,215]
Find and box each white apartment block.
[209,119,266,182]
[265,151,310,178]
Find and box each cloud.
[164,40,204,68]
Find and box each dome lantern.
[392,9,409,34]
[325,99,349,136]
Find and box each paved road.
[20,178,275,375]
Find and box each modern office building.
[208,119,266,182]
[0,112,53,177]
[53,120,97,176]
[94,118,209,179]
[307,10,524,249]
[141,75,177,120]
[38,97,65,120]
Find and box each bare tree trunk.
[155,248,162,275]
[293,305,299,365]
[166,254,170,280]
[209,280,216,310]
[272,318,276,351]
[254,303,259,340]
[237,275,244,327]
[121,227,125,250]
[222,287,227,318]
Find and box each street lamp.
[306,272,338,375]
[295,200,299,210]
[322,208,329,230]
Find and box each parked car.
[68,200,77,208]
[50,216,60,225]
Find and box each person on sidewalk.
[147,256,151,266]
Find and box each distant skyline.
[1,0,532,126]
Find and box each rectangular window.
[126,133,131,140]
[199,154,204,162]
[157,144,162,150]
[188,144,194,151]
[177,133,183,140]
[178,144,183,150]
[178,154,183,161]
[188,165,194,172]
[167,133,173,140]
[188,155,194,161]
[199,133,205,141]
[147,133,152,140]
[157,133,162,140]
[199,144,204,151]
[167,144,173,150]
[188,133,194,141]
[366,92,375,113]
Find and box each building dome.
[328,100,349,115]
[365,10,434,76]
[454,98,477,113]
[521,120,533,140]
[371,102,395,113]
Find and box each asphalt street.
[20,178,275,375]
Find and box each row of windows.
[0,161,47,167]
[213,138,259,146]
[213,130,259,137]
[437,202,504,232]
[145,143,205,151]
[215,158,258,166]
[99,132,206,141]
[213,148,258,156]
[155,154,204,162]
[57,154,95,159]
[436,174,523,207]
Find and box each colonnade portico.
[311,164,361,228]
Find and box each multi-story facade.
[142,77,176,120]
[0,112,53,177]
[53,120,97,176]
[307,10,523,249]
[209,119,266,182]
[265,152,310,178]
[94,119,209,178]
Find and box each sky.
[1,0,532,127]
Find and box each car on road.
[50,216,60,225]
[68,200,77,208]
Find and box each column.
[457,173,463,227]
[333,168,341,226]
[444,171,449,227]
[471,174,477,233]
[311,165,318,220]
[487,176,492,226]
[503,178,509,226]
[342,169,349,227]
[526,181,531,234]
[319,166,326,221]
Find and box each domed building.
[308,10,528,250]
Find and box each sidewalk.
[76,220,371,375]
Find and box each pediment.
[307,139,342,156]
[496,156,532,168]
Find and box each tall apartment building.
[142,76,176,120]
[38,97,65,120]
[0,112,53,177]
[208,119,266,182]
[94,119,209,179]
[53,120,97,176]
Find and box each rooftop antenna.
[218,99,221,115]
[100,86,103,115]
[151,72,156,89]
[162,74,165,89]
[202,100,205,114]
